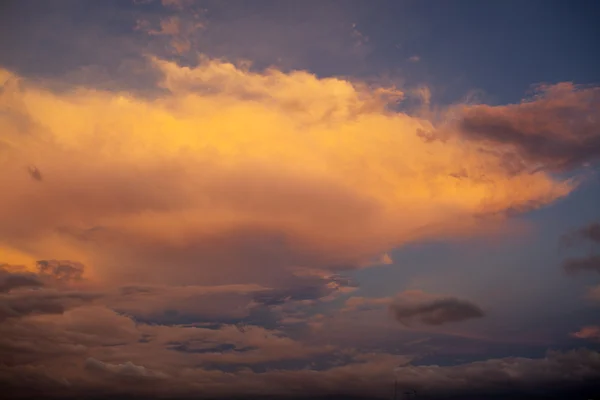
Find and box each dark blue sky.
[2,0,599,104]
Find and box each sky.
[1,0,600,399]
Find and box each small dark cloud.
[560,222,600,275]
[562,255,600,275]
[561,222,600,247]
[577,222,600,244]
[27,166,42,182]
[390,298,485,326]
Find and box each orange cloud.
[571,325,600,342]
[343,296,392,312]
[0,58,575,286]
[136,0,205,55]
[587,285,600,302]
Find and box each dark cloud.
[0,289,100,322]
[253,274,357,307]
[575,222,600,244]
[455,83,600,171]
[2,342,600,400]
[392,348,600,400]
[27,165,43,181]
[560,222,600,275]
[562,255,600,275]
[390,297,485,326]
[37,260,84,282]
[253,286,328,307]
[169,342,257,354]
[561,221,600,247]
[103,273,356,328]
[0,363,71,397]
[0,267,43,292]
[107,286,259,326]
[0,261,96,321]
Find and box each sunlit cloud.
[136,3,206,56]
[0,57,575,288]
[571,325,600,342]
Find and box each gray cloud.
[0,289,101,322]
[27,165,43,181]
[455,83,600,172]
[560,222,600,275]
[253,274,357,307]
[575,222,600,244]
[37,260,84,282]
[104,272,356,328]
[390,297,485,326]
[0,261,96,321]
[392,348,600,399]
[0,267,43,292]
[561,221,600,248]
[562,255,600,275]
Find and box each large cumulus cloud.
[0,56,576,288]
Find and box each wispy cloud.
[571,325,600,342]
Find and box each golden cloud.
[0,58,575,285]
